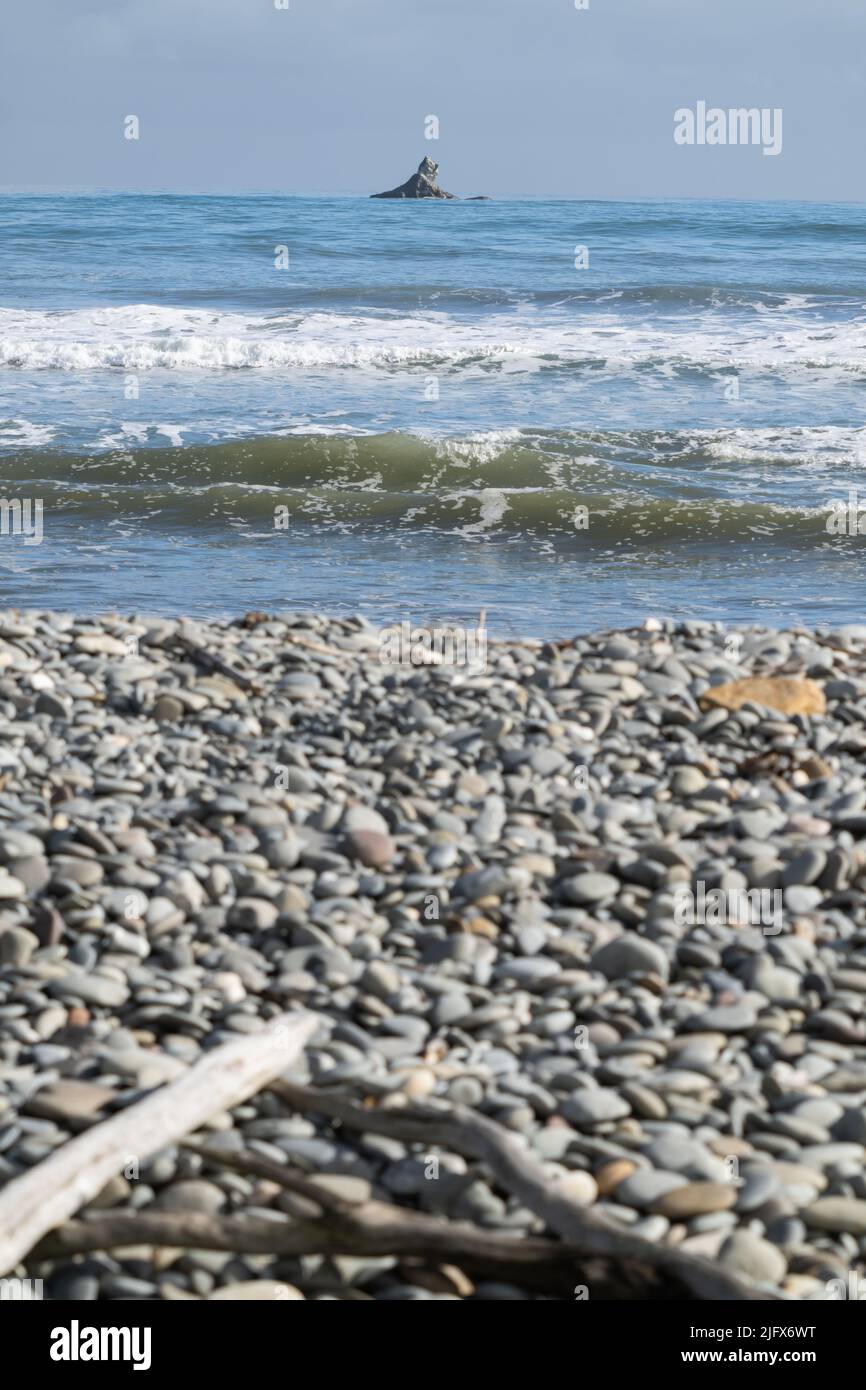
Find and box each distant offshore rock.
[371,156,490,200]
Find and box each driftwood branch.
[26,1122,773,1300]
[0,1012,319,1278]
[173,632,260,691]
[269,1081,774,1301]
[30,1207,578,1283]
[3,1032,778,1298]
[27,1199,668,1298]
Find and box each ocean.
[1,193,865,636]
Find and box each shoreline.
[1,609,866,1299]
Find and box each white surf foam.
[1,303,865,374]
[702,426,866,468]
[0,418,55,446]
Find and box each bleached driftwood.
[270,1081,773,1302]
[0,1011,318,1277]
[5,1052,776,1299]
[28,1138,761,1299]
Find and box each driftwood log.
[268,1081,773,1301]
[0,1025,775,1299]
[0,1012,318,1277]
[28,1129,767,1299]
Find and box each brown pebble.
[464,916,499,938]
[154,694,185,723]
[651,1181,737,1219]
[595,1159,637,1195]
[799,755,833,781]
[344,828,396,867]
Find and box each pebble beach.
[2,609,866,1299]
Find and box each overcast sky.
[1,0,862,199]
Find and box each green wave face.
[0,429,850,542]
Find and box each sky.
[1,0,863,199]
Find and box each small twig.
[172,632,260,691]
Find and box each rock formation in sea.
[371,156,487,200]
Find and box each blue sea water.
[1,193,865,635]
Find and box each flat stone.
[532,1127,577,1161]
[562,1090,631,1126]
[154,1180,227,1216]
[106,1047,187,1087]
[75,633,129,656]
[50,857,103,887]
[0,871,25,900]
[49,1273,100,1300]
[735,1168,780,1213]
[47,974,129,1008]
[9,856,50,893]
[651,1182,736,1219]
[0,829,44,861]
[803,1197,866,1236]
[784,885,823,913]
[35,691,71,719]
[309,1175,373,1204]
[615,1170,688,1211]
[832,1109,866,1144]
[528,748,567,777]
[344,828,396,868]
[741,959,801,1004]
[154,694,185,723]
[472,795,507,842]
[683,1003,758,1033]
[619,1083,668,1120]
[454,865,511,902]
[560,872,620,905]
[671,767,707,797]
[0,925,39,966]
[782,848,827,888]
[642,1135,726,1181]
[792,1098,843,1129]
[797,1143,864,1169]
[342,805,390,837]
[26,1078,116,1122]
[718,1230,788,1287]
[733,810,784,841]
[768,1161,827,1194]
[590,935,669,982]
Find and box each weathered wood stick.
[270,1082,773,1301]
[173,631,260,690]
[30,1207,574,1273]
[28,1130,771,1299]
[0,1012,318,1277]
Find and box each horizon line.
[1,187,865,207]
